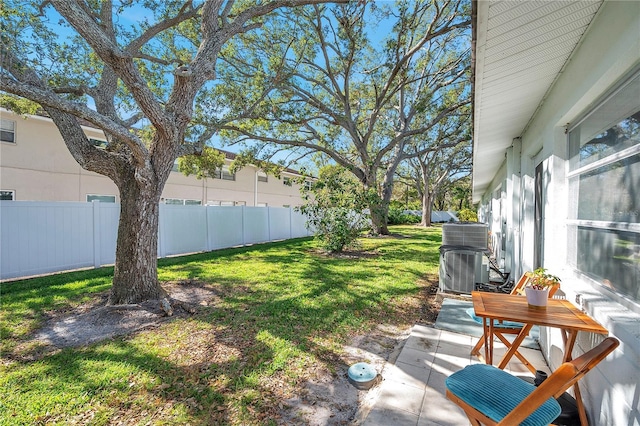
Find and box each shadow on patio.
[358,298,551,426]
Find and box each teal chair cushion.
[466,307,525,328]
[446,364,561,426]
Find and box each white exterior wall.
[477,2,640,424]
[0,110,307,207]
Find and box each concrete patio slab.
[360,324,549,426]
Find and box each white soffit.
[472,0,603,202]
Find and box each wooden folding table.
[471,291,609,426]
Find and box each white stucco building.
[0,108,309,207]
[472,1,639,424]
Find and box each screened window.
[1,119,16,143]
[567,71,640,302]
[214,166,235,181]
[0,190,15,200]
[185,199,202,205]
[258,172,268,182]
[87,194,116,203]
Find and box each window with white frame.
[164,198,202,205]
[283,177,292,186]
[214,166,235,181]
[165,198,184,205]
[1,119,16,143]
[0,190,15,200]
[87,194,116,203]
[257,171,268,182]
[567,71,640,303]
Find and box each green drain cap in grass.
[348,362,378,390]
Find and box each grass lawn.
[0,225,442,425]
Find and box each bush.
[457,208,478,222]
[388,208,421,225]
[297,166,370,252]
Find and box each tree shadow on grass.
[2,226,441,424]
[2,323,286,425]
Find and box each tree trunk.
[421,189,433,227]
[369,197,390,235]
[109,173,165,305]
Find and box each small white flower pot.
[525,287,549,309]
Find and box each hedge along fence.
[0,201,311,280]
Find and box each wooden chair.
[467,274,560,374]
[446,336,619,426]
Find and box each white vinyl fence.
[0,201,312,280]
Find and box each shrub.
[457,208,478,222]
[297,166,370,252]
[388,208,421,225]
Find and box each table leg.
[488,318,494,365]
[482,317,491,365]
[497,324,533,370]
[562,330,589,426]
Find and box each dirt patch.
[19,276,442,425]
[33,280,220,350]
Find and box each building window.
[89,138,107,149]
[304,180,313,191]
[87,194,116,203]
[215,166,235,181]
[165,198,184,205]
[0,190,15,200]
[1,119,16,143]
[283,177,292,186]
[164,198,202,205]
[567,71,640,303]
[258,172,268,182]
[220,201,235,206]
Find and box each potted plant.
[524,268,561,309]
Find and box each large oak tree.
[0,0,340,305]
[209,0,471,234]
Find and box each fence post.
[267,206,271,242]
[205,204,212,252]
[241,205,246,246]
[92,200,101,268]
